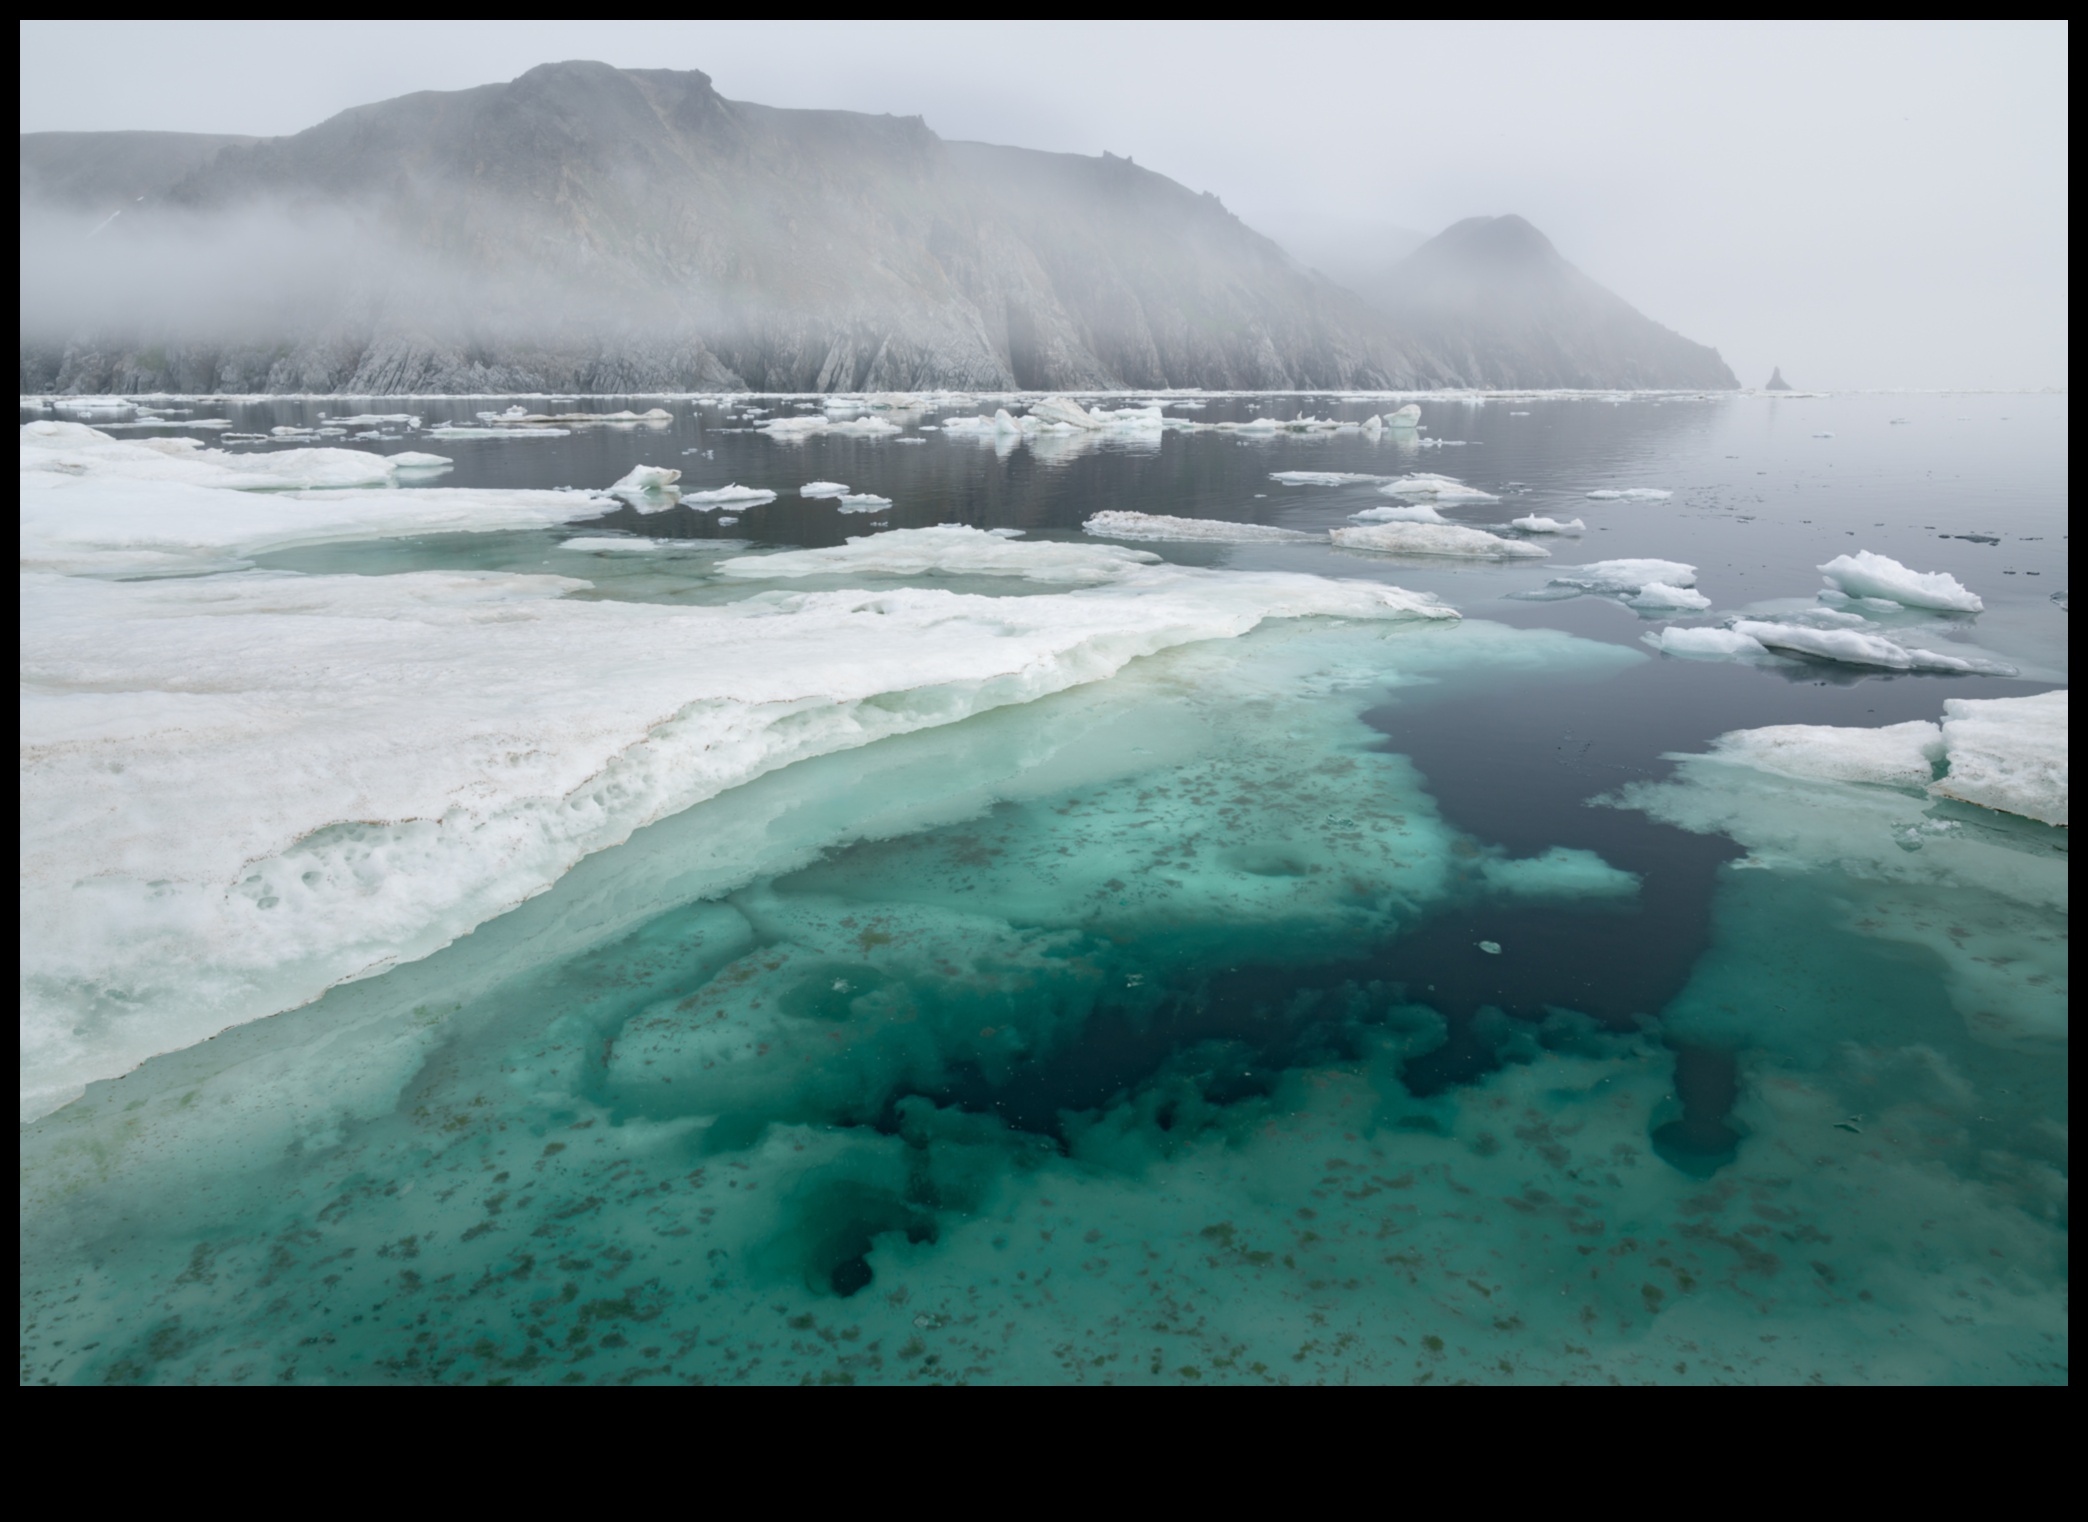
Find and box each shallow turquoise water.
[20,392,2067,1383]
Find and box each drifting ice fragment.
[1350,503,1447,524]
[1644,626,1772,658]
[1818,551,1983,613]
[1730,620,2019,675]
[1378,474,1498,501]
[388,452,453,472]
[836,495,895,513]
[1083,511,1322,544]
[1511,515,1585,534]
[1384,404,1421,427]
[1548,559,1699,593]
[801,481,850,498]
[609,465,681,495]
[1331,523,1549,559]
[1480,847,1639,898]
[1584,488,1673,500]
[1625,582,1713,611]
[1928,691,2067,826]
[683,485,777,508]
[1270,471,1387,487]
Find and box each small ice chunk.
[1331,523,1549,559]
[388,452,453,471]
[1481,847,1639,899]
[1511,515,1585,534]
[1584,488,1673,500]
[1548,559,1698,593]
[1928,690,2067,826]
[1818,550,1983,612]
[800,481,850,498]
[1625,582,1713,611]
[1270,471,1386,486]
[684,485,777,507]
[1477,940,1502,955]
[610,465,681,494]
[1083,511,1322,544]
[1350,502,1446,524]
[1703,720,1945,788]
[560,536,721,554]
[1644,626,1770,658]
[1379,473,1498,501]
[836,494,894,513]
[1731,620,2018,675]
[1384,404,1421,427]
[718,525,1161,584]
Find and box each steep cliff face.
[1353,215,1738,390]
[21,62,1439,394]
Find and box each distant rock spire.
[1765,366,1793,391]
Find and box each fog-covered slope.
[1347,215,1739,390]
[21,62,1443,394]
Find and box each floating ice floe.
[1378,473,1499,501]
[559,536,731,555]
[1511,514,1585,534]
[1269,471,1387,487]
[1546,558,1698,596]
[1331,523,1549,559]
[683,484,777,508]
[23,419,404,492]
[1818,550,1983,613]
[760,414,902,439]
[1350,502,1447,524]
[1707,620,2020,675]
[474,407,672,428]
[1643,625,1779,659]
[1479,846,1640,899]
[1384,404,1421,427]
[1625,582,1713,611]
[801,481,850,498]
[387,452,453,473]
[1927,691,2066,826]
[609,465,681,500]
[1700,721,1945,788]
[717,525,1162,585]
[836,494,894,513]
[1083,511,1322,544]
[1584,488,1673,500]
[326,414,423,428]
[426,425,569,438]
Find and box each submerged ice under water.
[19,390,2068,1385]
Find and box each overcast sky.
[19,21,2068,390]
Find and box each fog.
[19,20,2068,391]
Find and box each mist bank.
[21,62,1736,395]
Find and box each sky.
[18,20,2069,390]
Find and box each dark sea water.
[20,390,2068,1384]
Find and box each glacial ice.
[1585,488,1673,500]
[1643,626,1772,659]
[425,425,570,438]
[23,420,402,491]
[1270,471,1388,487]
[1384,403,1422,426]
[387,452,454,472]
[1928,691,2067,827]
[1332,523,1550,559]
[1547,559,1699,594]
[715,526,1162,585]
[1478,847,1640,899]
[558,536,740,556]
[835,494,894,513]
[1378,474,1499,501]
[1083,511,1323,544]
[1511,515,1586,534]
[1818,550,1983,613]
[801,481,851,498]
[1349,503,1447,524]
[609,465,681,495]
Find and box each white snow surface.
[19,456,1461,1119]
[1331,523,1549,559]
[800,481,850,498]
[1644,626,1773,659]
[835,494,894,513]
[1702,721,1945,789]
[1083,511,1322,544]
[24,419,401,491]
[388,452,454,471]
[1818,550,1983,613]
[716,525,1162,585]
[1928,691,2067,826]
[1511,515,1586,534]
[1625,582,1714,611]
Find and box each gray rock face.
[1320,215,1738,390]
[1764,367,1793,391]
[20,65,1733,395]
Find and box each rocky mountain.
[20,63,1735,395]
[1333,215,1738,390]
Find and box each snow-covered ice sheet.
[683,484,777,508]
[1818,550,1983,613]
[1699,720,1944,788]
[716,526,1162,585]
[1378,474,1499,502]
[1350,503,1447,524]
[1548,559,1699,594]
[1625,582,1713,611]
[1331,523,1549,559]
[1270,471,1387,487]
[800,481,850,498]
[20,468,1457,1118]
[1730,620,2019,676]
[835,494,893,513]
[1084,511,1322,544]
[24,419,401,491]
[1511,515,1585,534]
